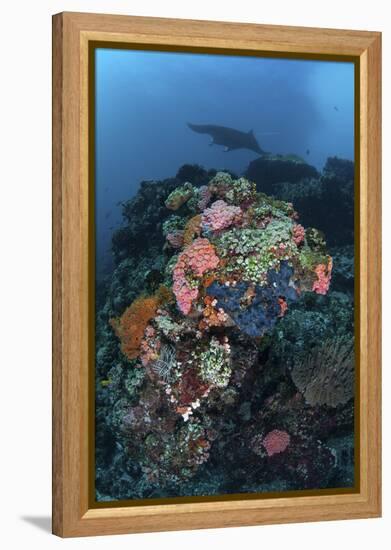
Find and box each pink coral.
[173,238,220,314]
[201,200,242,232]
[262,429,291,456]
[312,257,333,295]
[292,224,305,245]
[166,230,184,248]
[140,325,160,367]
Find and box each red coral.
[292,223,305,245]
[262,429,291,456]
[173,368,210,408]
[312,257,333,295]
[278,297,288,317]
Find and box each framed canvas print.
[52,12,381,537]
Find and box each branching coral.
[291,336,354,407]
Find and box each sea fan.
[291,336,354,407]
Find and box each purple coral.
[201,200,242,233]
[197,185,212,211]
[166,230,184,248]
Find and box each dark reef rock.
[278,158,354,247]
[245,154,319,195]
[112,178,180,264]
[246,156,354,247]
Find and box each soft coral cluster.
[172,238,220,314]
[110,295,160,360]
[201,199,242,233]
[312,257,333,295]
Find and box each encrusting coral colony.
[96,158,355,500]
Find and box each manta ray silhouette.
[187,122,266,155]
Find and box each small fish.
[334,106,339,112]
[105,211,111,219]
[306,149,310,155]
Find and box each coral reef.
[95,158,355,501]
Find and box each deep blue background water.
[95,48,354,276]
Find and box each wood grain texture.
[52,12,382,537]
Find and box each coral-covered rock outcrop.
[95,159,355,501]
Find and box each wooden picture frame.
[52,11,381,537]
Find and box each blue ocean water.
[95,49,354,276]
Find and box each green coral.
[154,313,182,340]
[209,171,234,187]
[165,182,195,210]
[163,254,179,286]
[124,367,146,398]
[225,177,257,204]
[198,337,232,388]
[216,219,297,284]
[251,193,295,222]
[162,215,186,236]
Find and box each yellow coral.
[183,214,202,246]
[155,284,175,305]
